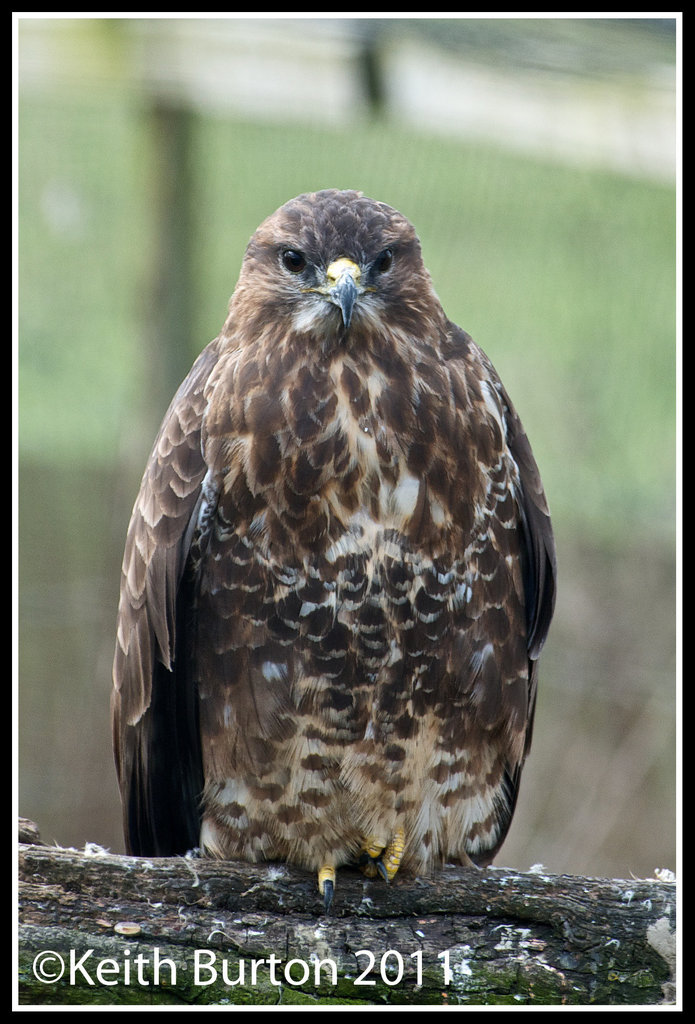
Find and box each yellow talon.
[360,834,386,875]
[358,827,406,883]
[318,864,336,912]
[381,827,406,881]
[361,835,387,859]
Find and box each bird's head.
[227,190,443,352]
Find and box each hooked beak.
[325,258,361,329]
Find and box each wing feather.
[445,325,557,859]
[498,383,556,661]
[111,341,220,855]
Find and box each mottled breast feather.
[112,189,556,898]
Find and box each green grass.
[18,91,676,543]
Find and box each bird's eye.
[374,248,393,274]
[281,249,307,274]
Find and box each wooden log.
[17,819,676,1007]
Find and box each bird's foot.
[317,828,405,910]
[317,864,336,913]
[358,827,405,883]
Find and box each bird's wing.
[447,324,556,669]
[111,341,220,855]
[494,363,557,761]
[494,374,556,661]
[443,326,557,861]
[497,370,556,770]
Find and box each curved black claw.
[322,878,334,914]
[358,828,406,884]
[358,851,390,883]
[318,864,336,913]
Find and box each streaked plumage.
[112,189,556,907]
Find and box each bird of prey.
[112,189,556,910]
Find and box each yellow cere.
[325,258,361,286]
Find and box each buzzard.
[112,189,556,909]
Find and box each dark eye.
[374,248,393,274]
[281,249,307,273]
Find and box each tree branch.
[17,819,676,1006]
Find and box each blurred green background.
[17,16,678,881]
